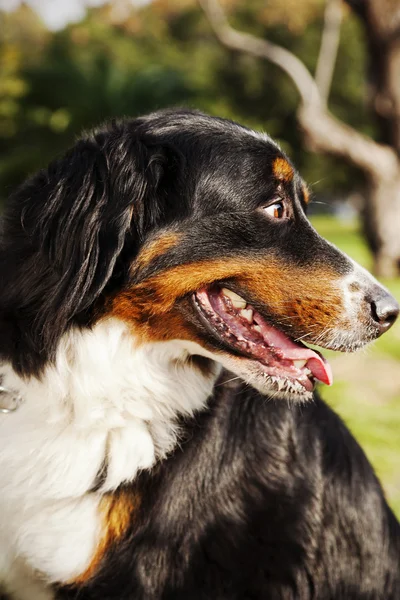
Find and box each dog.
[0,109,399,600]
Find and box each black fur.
[0,121,168,374]
[0,110,351,373]
[57,376,400,599]
[1,109,399,599]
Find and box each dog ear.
[0,124,165,373]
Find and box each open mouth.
[193,285,332,394]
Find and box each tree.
[199,0,400,277]
[0,0,384,224]
[0,3,196,196]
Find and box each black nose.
[370,292,399,333]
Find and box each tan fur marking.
[136,232,181,269]
[71,489,138,585]
[272,157,294,182]
[302,183,311,204]
[109,257,346,348]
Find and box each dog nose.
[370,292,399,334]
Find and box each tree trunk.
[298,104,400,276]
[384,40,400,153]
[363,170,400,277]
[365,37,400,274]
[345,0,400,275]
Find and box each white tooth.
[254,325,262,333]
[232,298,247,309]
[240,308,253,323]
[293,360,307,369]
[221,288,247,308]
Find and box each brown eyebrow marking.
[71,488,138,585]
[301,182,311,204]
[272,157,294,182]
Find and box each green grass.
[311,215,400,517]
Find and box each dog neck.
[0,318,219,497]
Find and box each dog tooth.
[253,325,262,333]
[293,360,307,369]
[221,288,247,308]
[240,308,253,323]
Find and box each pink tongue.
[256,316,333,386]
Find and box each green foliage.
[0,0,375,200]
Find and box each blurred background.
[0,0,399,516]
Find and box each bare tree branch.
[198,0,322,108]
[198,0,398,179]
[298,105,398,178]
[315,0,343,104]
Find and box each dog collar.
[0,384,24,413]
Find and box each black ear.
[0,123,164,374]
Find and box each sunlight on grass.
[311,215,400,518]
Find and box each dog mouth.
[193,285,332,394]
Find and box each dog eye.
[263,200,285,219]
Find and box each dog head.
[0,109,398,400]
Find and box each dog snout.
[341,262,399,347]
[367,287,399,335]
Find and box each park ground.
[311,215,400,518]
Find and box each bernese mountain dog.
[0,110,399,600]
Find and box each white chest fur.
[0,318,218,598]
